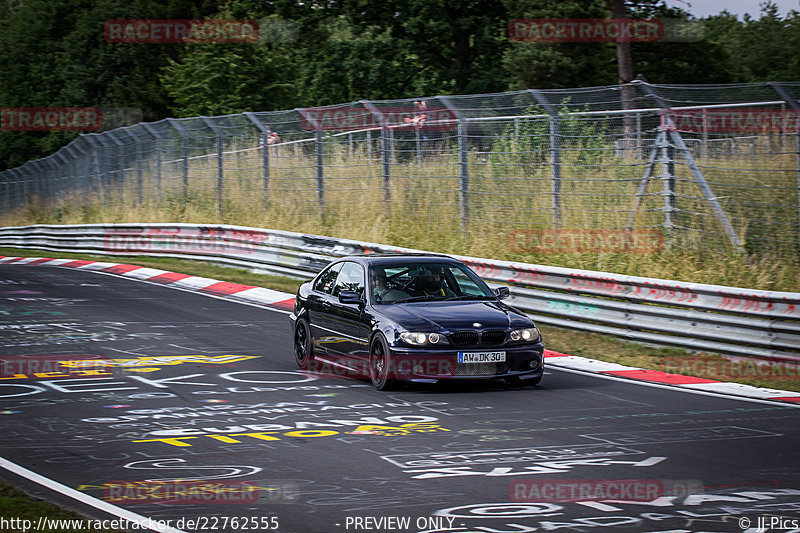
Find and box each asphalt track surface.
[0,264,799,533]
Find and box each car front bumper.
[384,342,544,382]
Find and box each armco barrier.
[0,223,798,361]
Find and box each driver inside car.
[371,269,411,303]
[415,268,456,298]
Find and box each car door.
[308,262,342,354]
[327,262,370,361]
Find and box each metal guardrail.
[1,223,798,361]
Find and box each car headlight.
[510,327,540,343]
[400,332,448,346]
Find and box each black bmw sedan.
[289,254,544,390]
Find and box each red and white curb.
[0,256,295,310]
[2,255,799,406]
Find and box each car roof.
[334,253,458,265]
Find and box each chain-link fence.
[1,79,798,256]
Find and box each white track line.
[0,456,187,533]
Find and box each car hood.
[375,300,529,331]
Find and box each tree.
[160,36,299,115]
[0,0,225,170]
[704,2,800,82]
[339,0,511,96]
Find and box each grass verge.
[0,481,125,533]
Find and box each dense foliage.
[1,0,797,170]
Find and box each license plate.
[458,351,506,363]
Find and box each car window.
[448,266,485,295]
[370,261,494,303]
[313,262,343,294]
[333,262,365,298]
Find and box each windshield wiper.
[392,295,440,303]
[443,295,494,301]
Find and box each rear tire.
[294,318,314,370]
[369,334,396,391]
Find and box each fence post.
[12,169,22,209]
[74,138,91,201]
[0,172,5,215]
[638,77,742,250]
[659,133,675,235]
[529,89,562,227]
[362,100,390,202]
[315,131,325,208]
[635,111,642,159]
[61,146,76,200]
[348,132,354,163]
[0,172,8,214]
[7,170,16,209]
[6,171,15,214]
[167,119,189,197]
[767,82,800,253]
[121,129,143,205]
[54,153,69,206]
[701,108,709,160]
[20,166,28,207]
[243,112,271,209]
[30,162,40,203]
[105,131,125,200]
[142,123,163,202]
[44,159,53,202]
[201,117,224,216]
[45,160,57,206]
[19,165,30,205]
[85,136,106,204]
[438,95,468,230]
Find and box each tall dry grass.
[2,133,798,291]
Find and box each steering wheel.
[398,276,417,293]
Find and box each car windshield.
[369,261,495,304]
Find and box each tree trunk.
[613,0,637,157]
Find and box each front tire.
[369,334,396,391]
[294,318,314,370]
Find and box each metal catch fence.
[1,79,799,256]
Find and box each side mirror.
[338,291,363,305]
[494,286,510,300]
